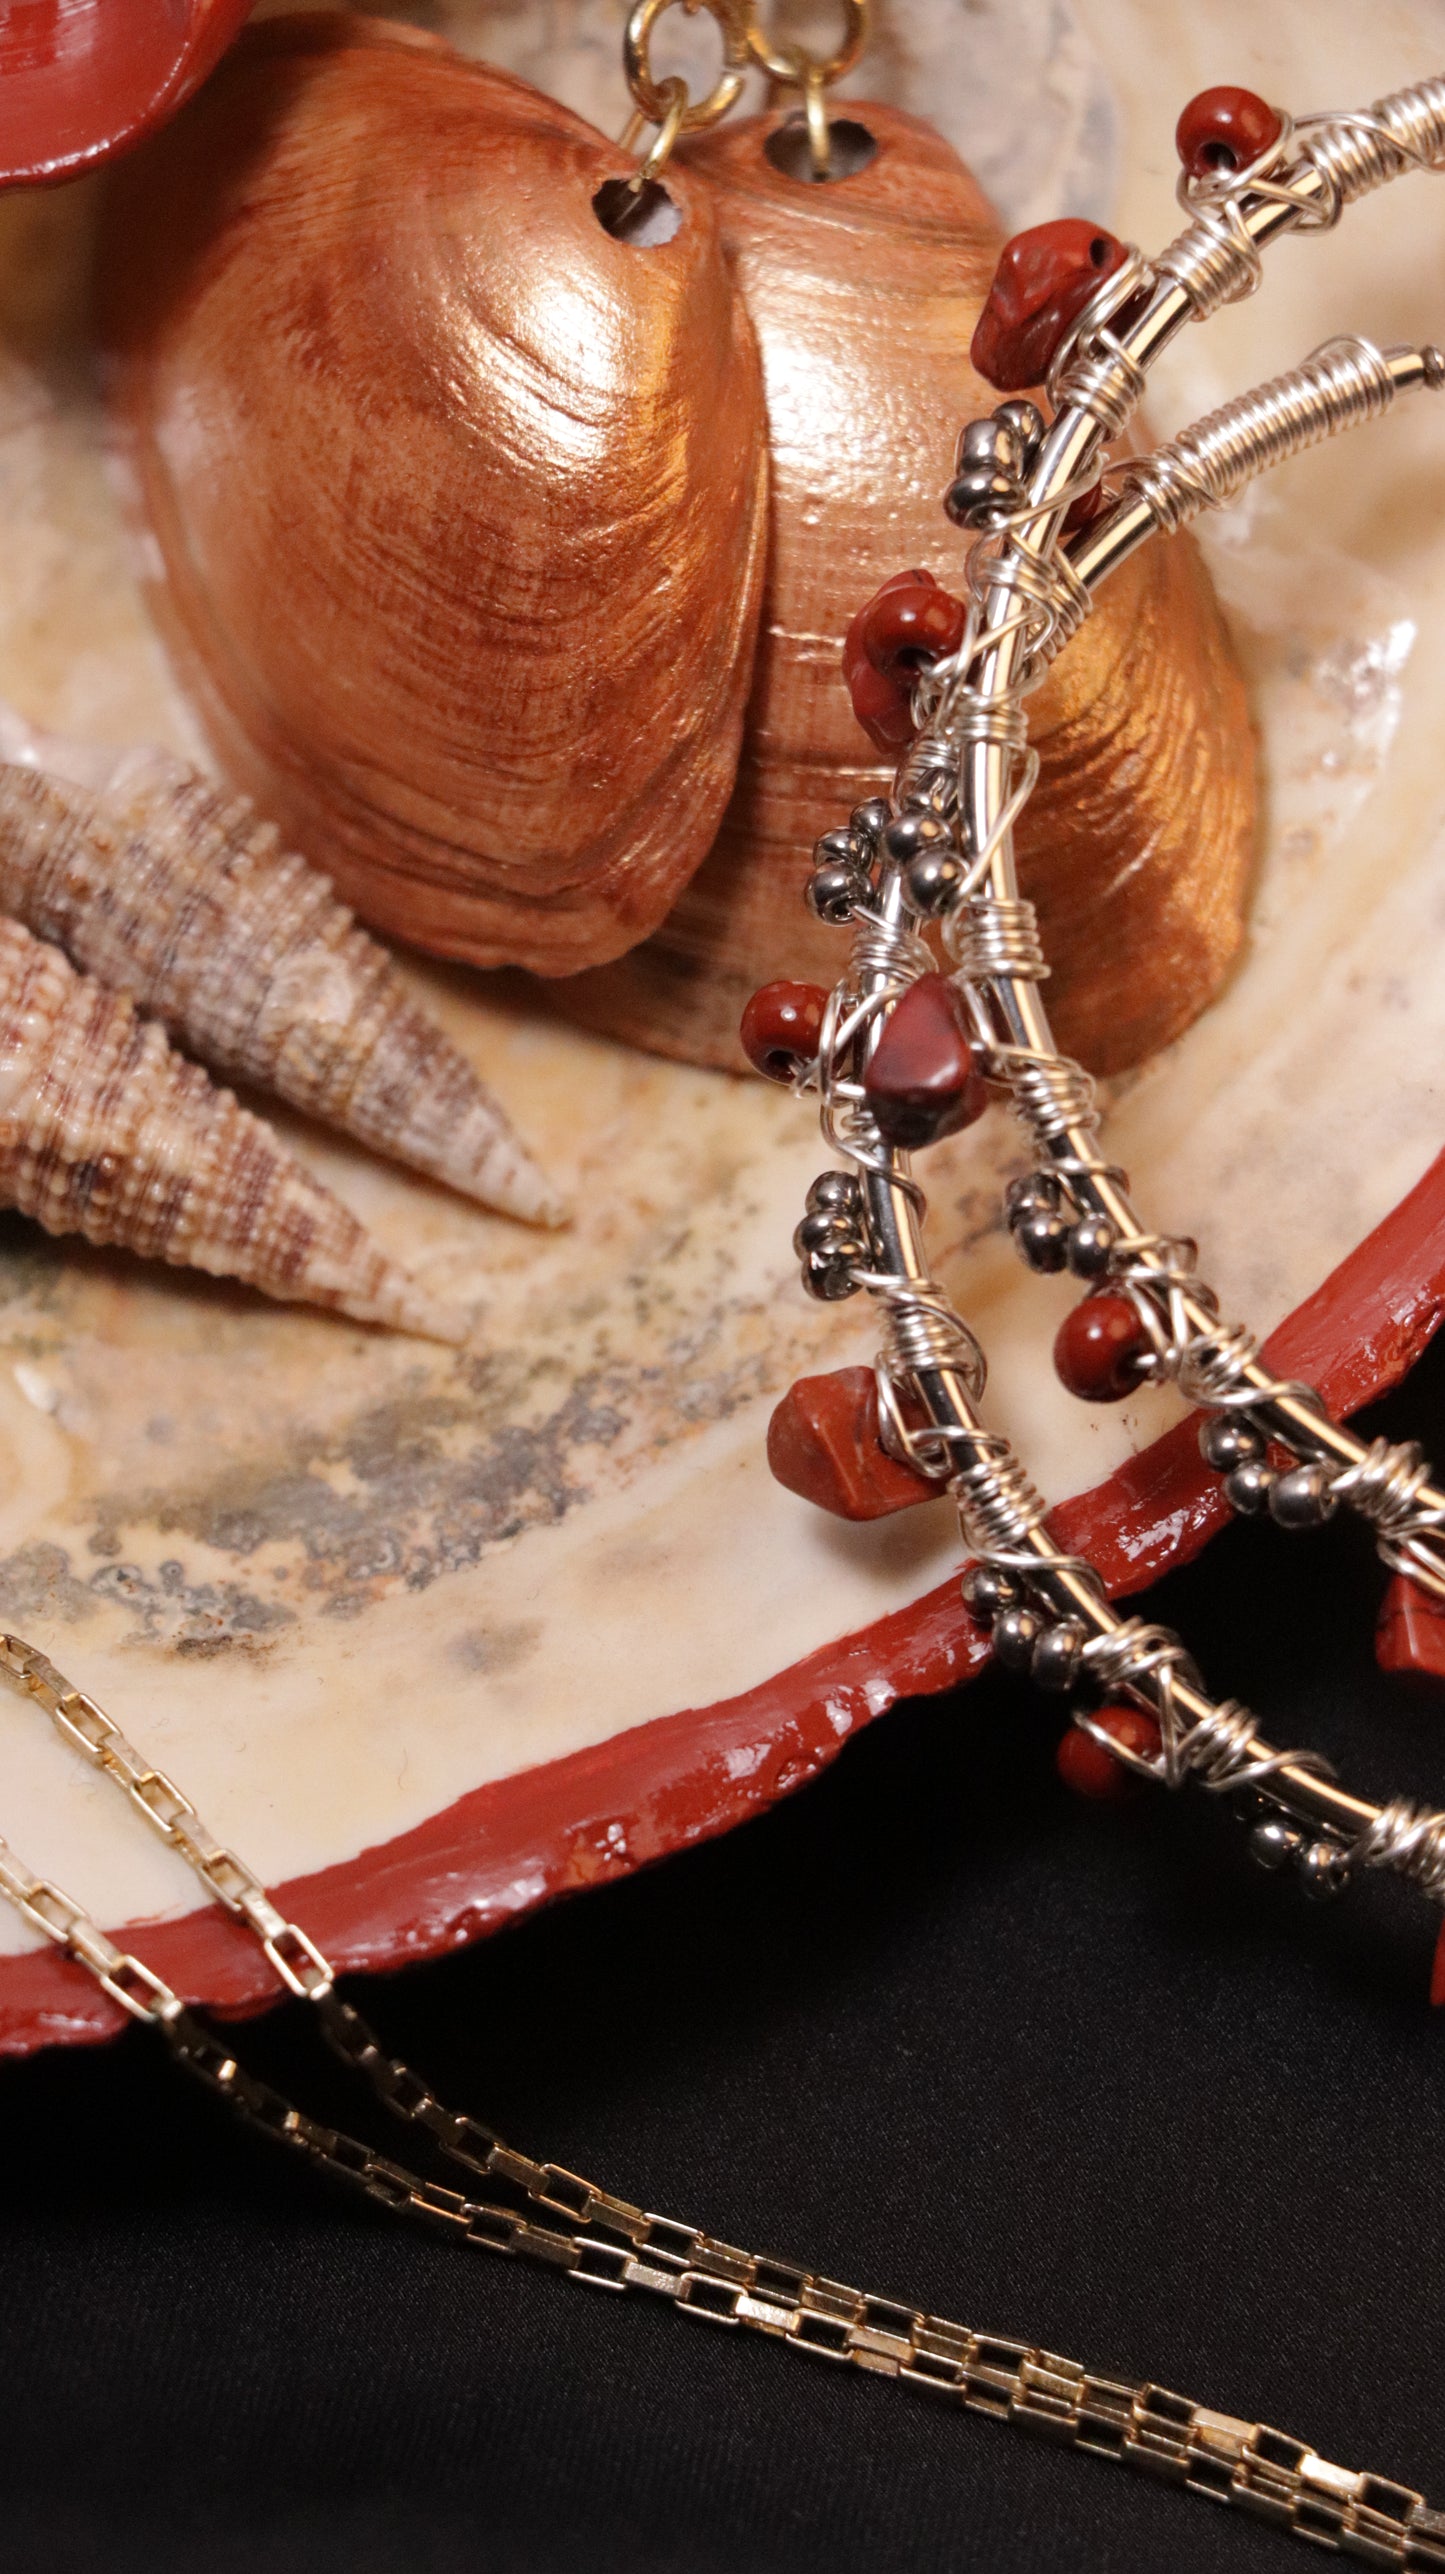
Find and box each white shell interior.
[0,0,1443,1954]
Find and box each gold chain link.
[2,1627,1442,2567]
[620,0,868,185]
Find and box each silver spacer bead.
[1032,1619,1088,1693]
[801,1252,860,1303]
[992,1605,1044,1671]
[1268,1462,1339,1531]
[806,860,862,927]
[1005,1171,1061,1221]
[1249,1815,1305,1872]
[960,1561,1020,1622]
[1223,1458,1277,1517]
[882,810,953,866]
[1199,1413,1266,1474]
[1013,1210,1071,1274]
[903,847,965,918]
[806,1170,858,1218]
[1299,1838,1352,1901]
[992,399,1046,468]
[849,797,892,845]
[1066,1216,1117,1280]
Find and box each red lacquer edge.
[5,1144,1445,2056]
[0,1,254,191]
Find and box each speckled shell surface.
[0,1,1444,2052]
[0,914,458,1339]
[560,101,1255,1075]
[0,745,563,1222]
[99,13,769,974]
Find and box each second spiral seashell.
[0,916,462,1341]
[0,725,564,1226]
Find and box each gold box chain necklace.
[0,1625,1441,2565]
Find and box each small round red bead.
[739,981,828,1084]
[971,218,1128,393]
[1056,1706,1162,1801]
[1053,1291,1149,1403]
[842,569,967,753]
[1175,86,1283,184]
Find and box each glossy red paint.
[1376,1572,1445,1678]
[6,1139,1445,2055]
[0,0,253,189]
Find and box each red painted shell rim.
[5,1136,1444,2057]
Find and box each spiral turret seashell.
[0,730,564,1226]
[0,916,464,1341]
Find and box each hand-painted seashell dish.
[0,0,1443,2053]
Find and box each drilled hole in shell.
[592,176,684,245]
[763,115,879,183]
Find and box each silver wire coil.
[946,897,1048,984]
[1296,79,1445,214]
[1125,337,1407,534]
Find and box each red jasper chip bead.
[843,569,967,753]
[1175,86,1283,184]
[740,981,827,1084]
[767,1366,941,1522]
[971,218,1128,393]
[863,974,988,1150]
[1053,1291,1150,1403]
[1056,1706,1162,1800]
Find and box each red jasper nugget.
[1054,1291,1150,1402]
[971,218,1128,392]
[766,1366,941,1522]
[863,975,988,1150]
[740,981,827,1084]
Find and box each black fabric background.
[5,1338,1445,2573]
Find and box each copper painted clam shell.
[99,13,768,976]
[562,101,1256,1078]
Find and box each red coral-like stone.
[1175,86,1283,185]
[971,219,1128,393]
[766,1366,941,1522]
[739,981,827,1083]
[1056,1705,1161,1800]
[843,569,967,753]
[0,0,255,189]
[1054,1292,1149,1403]
[863,974,987,1151]
[1375,1571,1445,1679]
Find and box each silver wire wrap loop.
[783,65,1445,1920]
